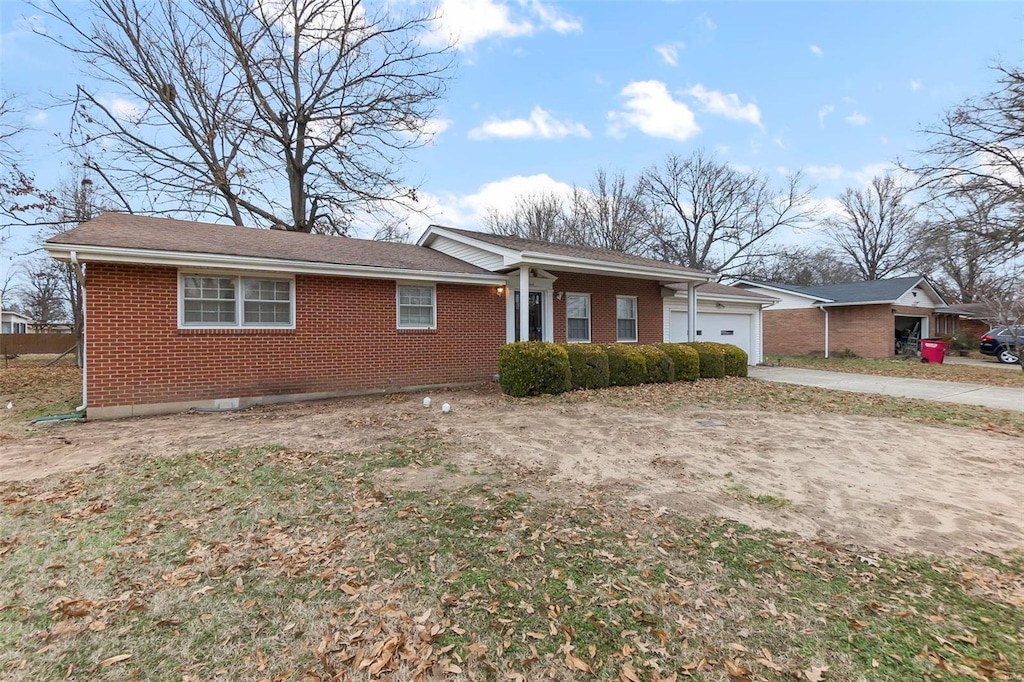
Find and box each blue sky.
[2,0,1023,255]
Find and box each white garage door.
[668,311,752,360]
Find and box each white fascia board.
[676,291,780,305]
[419,226,521,260]
[512,251,714,283]
[732,279,832,303]
[45,243,506,286]
[819,299,898,307]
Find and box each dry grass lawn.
[774,355,1024,388]
[1,359,1022,681]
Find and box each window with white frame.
[180,274,293,328]
[616,295,637,342]
[565,293,590,342]
[397,284,436,329]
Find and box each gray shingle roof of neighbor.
[47,213,495,275]
[431,225,714,277]
[664,282,777,301]
[743,276,931,304]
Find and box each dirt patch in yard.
[2,384,1020,557]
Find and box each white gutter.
[44,243,506,286]
[817,304,829,359]
[70,251,86,413]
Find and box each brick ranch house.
[45,214,772,419]
[734,276,956,359]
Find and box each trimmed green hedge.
[637,345,674,383]
[656,343,700,382]
[719,344,749,377]
[562,343,610,390]
[498,342,572,397]
[684,342,726,379]
[605,344,647,386]
[496,341,748,396]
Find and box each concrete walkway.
[750,366,1024,412]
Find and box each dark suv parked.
[980,326,1023,364]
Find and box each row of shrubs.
[498,341,748,397]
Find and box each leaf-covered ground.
[772,355,1024,389]
[2,443,1021,681]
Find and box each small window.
[397,284,436,329]
[616,295,637,342]
[180,274,293,328]
[243,278,292,325]
[565,293,590,343]
[183,276,237,325]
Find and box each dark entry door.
[514,291,544,341]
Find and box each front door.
[514,291,544,341]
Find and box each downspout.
[70,251,86,412]
[817,304,829,359]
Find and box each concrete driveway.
[750,366,1024,412]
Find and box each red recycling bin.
[920,339,949,364]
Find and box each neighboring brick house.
[933,303,994,339]
[734,276,950,359]
[47,214,761,419]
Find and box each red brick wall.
[548,271,664,344]
[85,264,505,408]
[762,309,826,356]
[763,304,935,358]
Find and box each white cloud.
[686,84,762,127]
[696,12,716,31]
[468,106,590,140]
[607,80,700,141]
[654,41,685,66]
[804,164,843,181]
[817,104,834,129]
[379,173,576,240]
[810,44,824,57]
[910,79,922,91]
[27,110,47,125]
[880,136,889,145]
[432,0,581,50]
[845,111,870,126]
[98,96,143,123]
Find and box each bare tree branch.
[40,0,452,234]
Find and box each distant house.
[734,276,951,359]
[1,311,33,334]
[933,302,992,339]
[44,214,771,419]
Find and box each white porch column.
[518,265,530,342]
[687,282,698,342]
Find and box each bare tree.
[922,191,1023,303]
[739,246,862,286]
[823,175,923,280]
[904,64,1024,247]
[484,192,570,242]
[43,0,451,234]
[639,150,814,276]
[0,94,55,225]
[16,259,67,331]
[565,169,651,254]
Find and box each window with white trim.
[565,293,590,343]
[397,284,436,329]
[616,295,637,342]
[180,274,293,328]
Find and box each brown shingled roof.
[47,213,494,275]
[665,281,777,301]
[432,225,713,277]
